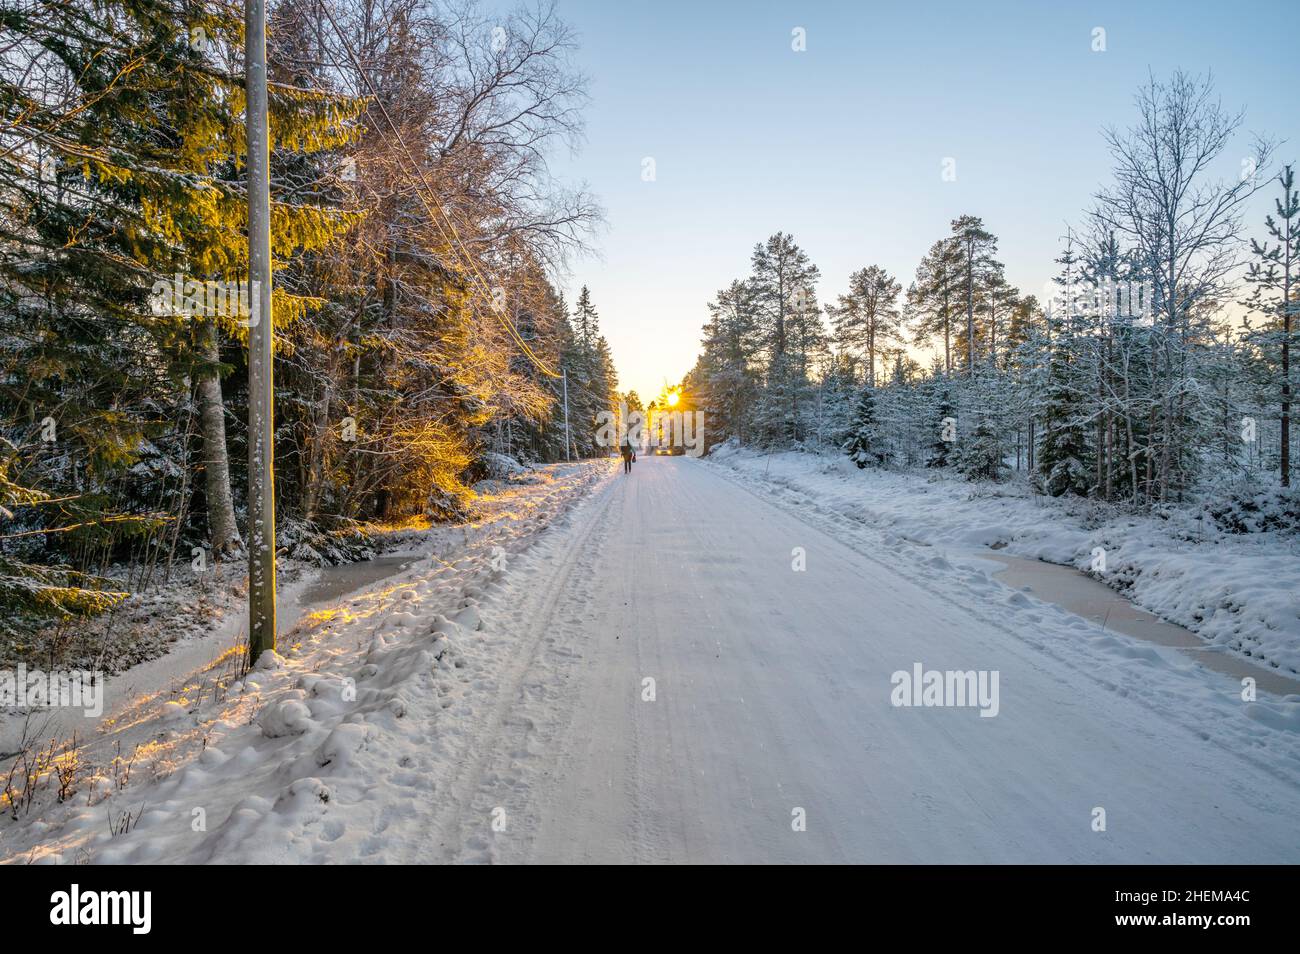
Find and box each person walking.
[620,437,634,474]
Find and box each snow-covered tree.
[925,380,959,468]
[1037,237,1094,496]
[1093,70,1273,501]
[1242,164,1300,487]
[950,215,999,374]
[959,416,1007,481]
[830,266,903,387]
[908,238,965,374]
[842,387,885,468]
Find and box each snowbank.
[0,460,613,864]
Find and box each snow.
[479,452,530,479]
[708,441,1300,677]
[0,460,611,862]
[2,453,1298,864]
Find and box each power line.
[315,2,562,378]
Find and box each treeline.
[0,0,614,630]
[686,72,1296,509]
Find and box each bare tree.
[1093,70,1273,499]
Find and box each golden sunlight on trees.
[0,0,609,643]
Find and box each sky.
[535,0,1297,402]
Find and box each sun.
[666,390,680,408]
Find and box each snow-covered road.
[5,457,1297,865]
[436,456,1300,864]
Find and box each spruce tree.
[1037,239,1093,496]
[926,381,958,468]
[1242,164,1299,487]
[959,416,1007,481]
[842,387,883,468]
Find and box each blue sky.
[540,0,1297,401]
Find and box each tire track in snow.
[704,457,1300,791]
[412,466,620,862]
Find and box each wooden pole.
[246,0,277,661]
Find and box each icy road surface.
[425,457,1300,864]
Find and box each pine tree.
[950,215,999,373]
[817,354,859,451]
[749,232,823,442]
[982,267,1019,369]
[831,265,903,386]
[909,238,965,373]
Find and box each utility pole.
[246,0,277,661]
[562,368,571,462]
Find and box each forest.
[0,0,620,646]
[1,0,1295,663]
[683,72,1295,519]
[0,0,1297,875]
